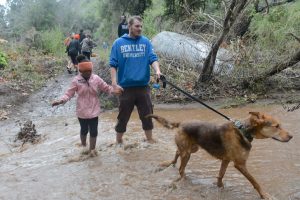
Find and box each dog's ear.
[249,112,260,118]
[249,112,265,126]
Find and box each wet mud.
[0,59,299,200]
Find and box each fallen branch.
[287,33,300,43]
[247,49,300,84]
[282,102,300,112]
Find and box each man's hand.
[155,70,161,80]
[112,84,123,95]
[52,100,63,107]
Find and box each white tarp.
[151,31,234,73]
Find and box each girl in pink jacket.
[52,55,123,156]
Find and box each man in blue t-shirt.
[109,15,161,145]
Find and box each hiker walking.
[64,33,73,71]
[52,55,123,156]
[80,34,97,60]
[79,29,86,53]
[109,16,161,145]
[66,34,80,73]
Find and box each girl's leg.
[80,134,87,146]
[78,118,88,146]
[89,137,96,150]
[89,117,99,151]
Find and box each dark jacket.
[118,22,129,37]
[79,33,86,44]
[67,39,80,55]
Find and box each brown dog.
[147,112,292,199]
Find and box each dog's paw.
[214,180,224,188]
[159,161,173,168]
[154,166,165,173]
[260,192,276,200]
[174,175,186,182]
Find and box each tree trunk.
[248,49,300,84]
[198,0,248,83]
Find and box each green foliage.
[0,51,8,69]
[26,0,57,31]
[142,0,165,38]
[96,46,110,63]
[39,28,65,56]
[100,0,152,16]
[250,1,300,52]
[164,0,208,18]
[0,5,7,35]
[5,0,58,37]
[0,46,65,90]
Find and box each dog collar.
[233,120,254,142]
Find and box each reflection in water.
[0,105,299,200]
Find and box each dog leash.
[157,75,252,141]
[158,75,232,121]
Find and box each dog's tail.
[146,114,180,129]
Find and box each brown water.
[0,104,299,200]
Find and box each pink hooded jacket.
[61,74,113,119]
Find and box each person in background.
[52,55,123,156]
[64,33,73,72]
[110,16,161,145]
[79,29,86,53]
[66,34,80,73]
[64,32,72,47]
[118,15,129,37]
[79,29,86,43]
[80,34,97,60]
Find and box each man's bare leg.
[145,130,155,144]
[116,132,124,144]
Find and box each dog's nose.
[289,135,293,139]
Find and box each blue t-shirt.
[109,34,158,88]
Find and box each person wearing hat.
[52,55,123,156]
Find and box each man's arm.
[151,61,161,78]
[110,67,118,86]
[110,67,123,92]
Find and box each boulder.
[0,38,8,44]
[151,31,234,73]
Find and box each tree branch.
[250,49,300,83]
[287,33,300,43]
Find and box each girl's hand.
[52,100,63,107]
[112,85,123,95]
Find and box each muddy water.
[0,104,299,200]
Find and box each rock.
[152,31,234,73]
[0,38,8,44]
[0,109,9,120]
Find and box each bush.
[0,51,8,69]
[250,1,300,52]
[38,27,65,56]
